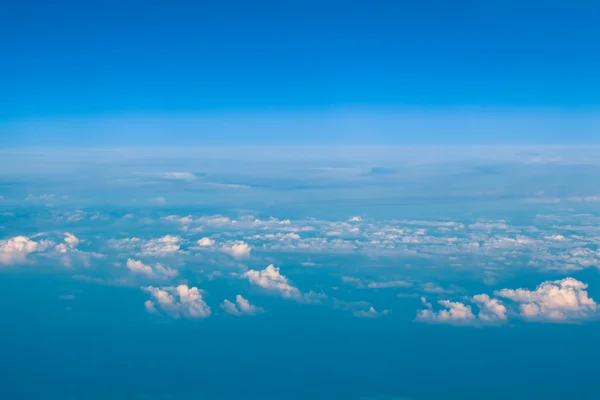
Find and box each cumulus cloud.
[198,237,215,247]
[142,285,211,318]
[0,236,40,264]
[141,235,181,256]
[55,232,80,253]
[416,297,476,325]
[244,264,300,299]
[162,215,193,224]
[349,216,362,222]
[471,294,507,322]
[220,295,263,316]
[222,242,251,258]
[495,278,597,323]
[127,258,177,278]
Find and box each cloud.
[160,172,198,181]
[141,235,181,256]
[495,278,597,323]
[354,306,390,318]
[416,297,476,325]
[142,285,211,319]
[220,295,263,316]
[198,237,215,247]
[349,216,362,222]
[471,294,507,322]
[25,194,55,201]
[244,264,301,299]
[342,276,411,289]
[149,196,166,205]
[162,215,193,224]
[0,236,40,264]
[127,258,177,278]
[222,242,251,258]
[55,232,80,253]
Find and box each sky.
[2,2,600,400]
[1,0,599,145]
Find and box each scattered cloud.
[141,235,181,256]
[0,236,41,264]
[142,285,211,319]
[198,237,215,247]
[222,241,251,258]
[495,278,597,323]
[244,264,300,299]
[221,295,263,316]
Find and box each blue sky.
[2,0,599,145]
[2,2,600,399]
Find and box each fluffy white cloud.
[0,236,40,264]
[162,215,193,224]
[495,278,597,322]
[221,295,263,316]
[349,216,362,222]
[417,297,476,325]
[198,237,215,247]
[127,258,177,278]
[222,242,251,258]
[142,285,211,318]
[55,232,80,253]
[141,235,181,256]
[244,264,301,299]
[471,294,507,322]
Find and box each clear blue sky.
[1,0,598,145]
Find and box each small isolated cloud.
[0,236,41,264]
[342,276,411,289]
[198,237,215,247]
[149,196,166,205]
[244,264,300,299]
[221,295,263,316]
[349,216,362,222]
[354,306,390,318]
[127,258,177,278]
[222,242,251,258]
[162,215,193,224]
[141,235,181,256]
[142,285,211,319]
[160,172,198,181]
[495,278,597,323]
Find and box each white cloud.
[416,297,476,325]
[127,258,177,278]
[495,278,597,323]
[354,306,390,318]
[142,285,211,319]
[198,237,215,247]
[342,276,411,289]
[222,242,251,258]
[127,259,154,275]
[161,172,198,181]
[220,295,263,316]
[0,236,40,264]
[349,216,362,222]
[471,294,507,322]
[244,264,301,299]
[141,235,181,256]
[56,232,80,253]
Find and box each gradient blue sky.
[2,0,599,145]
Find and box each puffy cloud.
[221,295,263,316]
[56,232,80,253]
[495,278,597,322]
[126,259,154,275]
[141,235,181,256]
[244,264,301,299]
[198,237,215,247]
[471,294,507,322]
[222,242,251,258]
[142,285,211,319]
[416,297,476,325]
[127,258,177,278]
[0,236,40,264]
[349,216,362,222]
